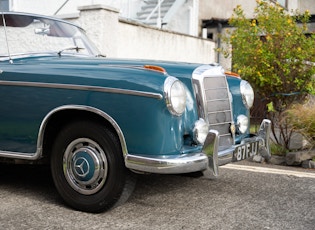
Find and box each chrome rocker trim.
[125,119,271,177]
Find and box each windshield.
[0,12,101,58]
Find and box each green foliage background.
[221,0,315,150]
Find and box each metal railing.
[145,0,164,27]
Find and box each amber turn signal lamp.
[144,65,166,74]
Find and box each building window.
[0,0,9,11]
[274,0,288,8]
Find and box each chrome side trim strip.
[0,105,128,161]
[0,149,41,160]
[0,80,163,100]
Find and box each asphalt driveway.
[0,162,314,230]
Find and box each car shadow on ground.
[0,163,205,208]
[0,163,61,203]
[1,162,229,217]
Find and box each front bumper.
[125,119,271,177]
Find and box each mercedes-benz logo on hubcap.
[74,157,90,177]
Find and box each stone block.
[301,160,315,169]
[285,150,315,166]
[269,155,286,165]
[252,155,263,163]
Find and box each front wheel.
[50,121,135,213]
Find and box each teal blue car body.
[0,56,200,156]
[0,56,254,155]
[0,12,271,213]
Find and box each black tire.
[50,120,136,213]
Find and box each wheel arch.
[39,105,128,161]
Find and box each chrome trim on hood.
[0,80,163,99]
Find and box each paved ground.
[0,161,314,230]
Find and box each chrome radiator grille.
[192,65,234,150]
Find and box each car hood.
[0,55,204,95]
[103,58,201,78]
[5,55,200,76]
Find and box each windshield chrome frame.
[1,12,13,63]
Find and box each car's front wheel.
[50,120,135,213]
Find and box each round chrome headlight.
[164,77,187,116]
[240,80,254,109]
[237,115,249,134]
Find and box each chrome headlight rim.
[240,80,254,109]
[164,76,187,116]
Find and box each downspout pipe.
[217,22,222,64]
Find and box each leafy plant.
[285,101,315,149]
[270,143,288,156]
[221,0,315,150]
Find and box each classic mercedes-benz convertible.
[0,12,271,213]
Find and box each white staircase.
[136,0,185,28]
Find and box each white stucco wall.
[165,0,199,36]
[298,0,315,14]
[6,1,212,63]
[116,19,214,63]
[73,5,215,64]
[199,0,257,20]
[199,0,304,21]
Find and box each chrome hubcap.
[63,138,108,195]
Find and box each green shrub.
[285,101,315,149]
[221,0,315,150]
[270,143,288,156]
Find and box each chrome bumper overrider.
[125,119,271,177]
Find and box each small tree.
[221,0,315,150]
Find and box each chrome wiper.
[57,46,85,57]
